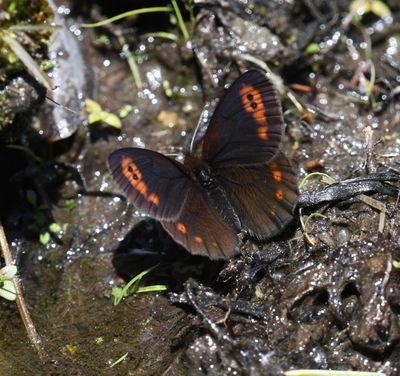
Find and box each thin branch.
[0,222,47,362]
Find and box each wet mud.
[0,0,400,375]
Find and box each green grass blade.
[2,31,52,91]
[144,32,178,42]
[136,285,168,293]
[112,264,165,305]
[123,45,143,90]
[81,7,172,28]
[8,24,61,32]
[109,352,129,368]
[298,172,335,190]
[171,0,189,40]
[124,264,159,291]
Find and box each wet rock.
[0,77,44,142]
[192,7,296,95]
[40,1,91,141]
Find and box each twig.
[363,126,376,173]
[299,208,317,246]
[358,194,387,234]
[185,281,234,344]
[0,222,47,362]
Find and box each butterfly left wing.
[108,148,192,220]
[214,151,298,240]
[161,188,240,259]
[109,148,239,259]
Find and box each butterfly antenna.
[45,95,79,115]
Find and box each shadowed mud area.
[1,0,400,375]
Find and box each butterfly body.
[109,70,298,259]
[196,172,243,232]
[192,164,213,188]
[175,154,244,232]
[183,154,214,188]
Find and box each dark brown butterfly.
[109,70,298,259]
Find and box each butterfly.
[108,70,298,259]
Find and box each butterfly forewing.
[108,148,192,220]
[161,189,239,259]
[214,152,298,240]
[202,70,284,168]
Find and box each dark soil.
[0,0,400,375]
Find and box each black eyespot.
[247,94,254,101]
[127,165,133,173]
[251,102,257,109]
[133,174,138,180]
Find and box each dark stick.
[0,223,47,363]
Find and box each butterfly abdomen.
[184,156,242,232]
[208,184,242,231]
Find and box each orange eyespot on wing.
[161,189,239,259]
[202,70,284,167]
[270,162,282,183]
[122,159,142,182]
[214,151,298,241]
[177,223,187,234]
[239,85,269,131]
[108,148,192,220]
[276,189,284,201]
[121,157,153,202]
[194,236,203,244]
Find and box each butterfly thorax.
[194,166,214,187]
[184,154,215,190]
[184,154,242,230]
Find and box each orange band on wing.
[121,157,160,206]
[240,84,269,139]
[148,193,160,206]
[257,126,269,140]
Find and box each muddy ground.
[1,0,400,375]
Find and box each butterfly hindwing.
[202,70,284,167]
[108,148,192,220]
[213,152,298,240]
[161,188,239,259]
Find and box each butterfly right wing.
[108,148,192,220]
[213,151,298,240]
[161,188,239,259]
[202,70,284,167]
